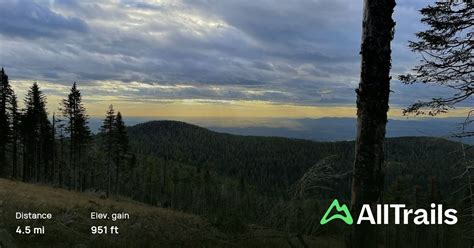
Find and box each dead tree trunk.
[349,0,395,247]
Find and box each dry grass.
[0,179,344,248]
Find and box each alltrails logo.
[320,199,353,225]
[320,199,458,225]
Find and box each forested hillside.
[128,121,353,193]
[128,121,471,197]
[125,121,473,247]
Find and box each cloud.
[0,0,88,39]
[0,0,444,112]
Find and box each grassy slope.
[0,179,343,248]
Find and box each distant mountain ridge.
[208,117,473,144]
[89,117,473,144]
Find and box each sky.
[0,0,470,122]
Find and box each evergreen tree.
[400,1,473,136]
[51,113,56,182]
[114,111,128,194]
[9,92,19,179]
[56,118,66,187]
[0,68,13,177]
[60,82,91,190]
[100,105,116,197]
[21,82,52,182]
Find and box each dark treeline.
[0,68,131,197]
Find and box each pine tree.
[9,92,19,179]
[0,67,13,177]
[51,113,56,182]
[114,111,128,195]
[56,118,66,187]
[60,82,91,190]
[100,105,116,197]
[400,1,473,129]
[21,82,52,182]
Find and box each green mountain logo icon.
[320,199,353,225]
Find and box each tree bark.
[349,0,395,247]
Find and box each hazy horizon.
[84,116,474,144]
